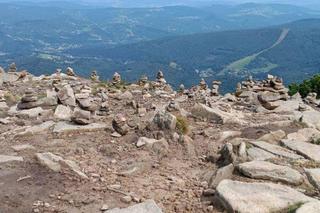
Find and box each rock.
[120,195,132,204]
[136,137,158,148]
[281,139,320,162]
[60,159,88,179]
[36,152,88,179]
[119,91,133,100]
[209,164,234,188]
[0,155,24,164]
[53,122,108,134]
[112,72,121,85]
[305,168,320,191]
[101,204,109,211]
[90,70,99,81]
[237,161,303,185]
[218,143,236,166]
[35,152,63,172]
[105,200,162,213]
[72,108,91,125]
[16,121,55,136]
[297,110,320,130]
[247,147,276,161]
[296,201,320,213]
[191,103,245,124]
[238,142,247,160]
[54,105,72,121]
[151,138,169,158]
[12,144,35,152]
[287,128,320,142]
[112,114,129,135]
[18,88,40,109]
[57,85,76,107]
[217,131,242,143]
[152,110,176,130]
[216,180,315,213]
[249,141,303,160]
[258,130,286,144]
[15,107,45,118]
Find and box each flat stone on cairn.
[199,78,208,90]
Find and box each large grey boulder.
[237,161,303,185]
[191,103,245,124]
[249,141,303,160]
[247,147,276,161]
[210,164,234,188]
[57,85,76,107]
[151,110,176,130]
[106,200,162,213]
[305,168,320,191]
[258,130,286,144]
[281,139,320,162]
[216,180,315,213]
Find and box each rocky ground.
[1,66,320,213]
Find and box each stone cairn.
[139,75,148,86]
[66,67,76,76]
[90,70,99,82]
[211,80,221,96]
[199,78,208,90]
[112,72,121,85]
[18,88,39,109]
[156,70,166,85]
[8,63,17,73]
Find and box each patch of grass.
[311,138,320,145]
[4,92,20,105]
[176,116,189,135]
[280,202,304,213]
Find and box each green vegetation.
[176,116,189,135]
[279,202,304,213]
[289,74,320,98]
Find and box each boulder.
[249,141,303,160]
[191,103,244,124]
[57,85,76,107]
[112,113,129,135]
[305,168,320,191]
[136,137,158,148]
[287,128,320,142]
[54,105,72,121]
[53,121,108,134]
[247,147,276,161]
[216,180,315,213]
[258,130,286,144]
[72,108,91,125]
[35,152,63,172]
[281,139,320,162]
[237,161,303,185]
[105,200,162,213]
[152,110,176,130]
[209,164,234,188]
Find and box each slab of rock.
[0,155,24,164]
[36,152,63,172]
[216,180,315,213]
[54,105,72,121]
[17,121,55,136]
[151,110,176,130]
[36,152,88,179]
[305,168,320,191]
[287,128,320,143]
[210,164,234,188]
[247,147,276,161]
[249,141,303,160]
[296,201,320,213]
[258,130,286,144]
[237,161,303,185]
[191,103,244,124]
[105,200,162,213]
[281,139,320,162]
[53,122,108,134]
[12,144,35,152]
[16,107,45,118]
